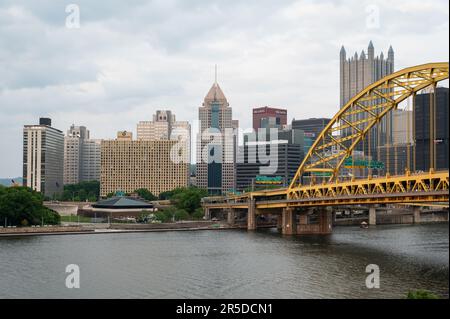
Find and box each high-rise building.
[291,118,331,138]
[100,131,189,197]
[196,80,237,195]
[137,110,191,164]
[63,125,101,185]
[340,41,395,160]
[414,87,449,171]
[236,128,305,191]
[392,110,413,145]
[137,110,175,141]
[23,118,64,198]
[80,139,101,182]
[253,107,287,130]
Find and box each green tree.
[192,208,205,220]
[59,181,100,202]
[171,187,208,214]
[0,186,60,226]
[174,209,190,221]
[134,188,157,201]
[154,211,170,223]
[406,290,439,299]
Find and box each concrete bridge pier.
[247,198,257,231]
[204,207,211,220]
[227,208,236,225]
[413,207,421,224]
[281,207,296,235]
[369,206,377,225]
[277,215,282,231]
[319,209,333,234]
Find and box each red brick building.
[252,107,287,130]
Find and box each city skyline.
[1,0,449,177]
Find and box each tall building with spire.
[339,41,395,160]
[196,73,237,195]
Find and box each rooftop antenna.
[214,64,217,84]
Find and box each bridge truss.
[288,62,449,199]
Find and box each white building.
[64,125,101,185]
[23,118,64,198]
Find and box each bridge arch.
[288,62,449,194]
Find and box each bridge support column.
[369,206,377,225]
[282,207,296,235]
[227,209,236,225]
[319,210,333,234]
[204,208,211,220]
[413,207,421,224]
[369,206,377,226]
[277,215,282,231]
[247,198,256,231]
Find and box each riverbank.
[0,221,246,237]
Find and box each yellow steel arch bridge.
[202,63,449,214]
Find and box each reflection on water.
[0,224,448,298]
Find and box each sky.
[0,0,448,177]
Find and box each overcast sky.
[0,0,448,177]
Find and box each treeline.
[0,186,60,226]
[156,187,208,222]
[57,181,100,202]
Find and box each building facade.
[236,128,305,191]
[392,109,413,145]
[414,87,449,171]
[23,118,64,198]
[137,110,191,164]
[253,107,287,130]
[291,118,331,139]
[196,81,237,195]
[100,131,189,197]
[340,41,395,159]
[63,125,101,185]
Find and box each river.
[0,224,448,298]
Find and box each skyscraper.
[196,79,237,195]
[236,127,305,191]
[340,41,395,160]
[253,107,287,130]
[137,110,191,164]
[63,125,101,185]
[23,118,64,198]
[137,110,175,141]
[414,87,449,171]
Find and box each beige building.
[197,80,237,195]
[137,110,191,164]
[392,109,413,145]
[100,131,189,197]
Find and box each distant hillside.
[0,177,23,186]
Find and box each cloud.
[0,0,448,177]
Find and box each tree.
[134,188,157,201]
[154,211,170,223]
[192,208,204,220]
[174,209,189,221]
[171,187,208,214]
[406,290,439,299]
[59,181,100,202]
[0,186,60,226]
